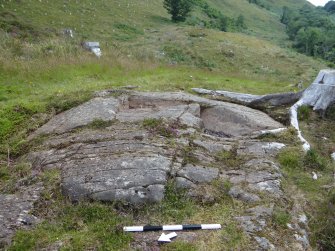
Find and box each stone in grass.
[82,41,102,57]
[177,164,219,183]
[175,177,194,189]
[235,216,264,233]
[228,186,261,203]
[254,236,275,250]
[246,205,274,218]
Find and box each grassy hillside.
[0,0,311,43]
[0,0,168,40]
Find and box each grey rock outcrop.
[28,91,284,205]
[2,90,311,250]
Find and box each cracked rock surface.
[2,91,311,249]
[28,92,283,205]
[0,183,43,248]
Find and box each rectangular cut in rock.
[129,92,283,134]
[92,184,166,204]
[201,105,282,137]
[116,105,188,122]
[61,155,172,204]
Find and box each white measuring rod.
[123,224,221,232]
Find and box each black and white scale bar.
[123,224,221,232]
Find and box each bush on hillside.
[163,0,193,22]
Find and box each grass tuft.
[272,208,291,228]
[181,145,199,166]
[87,119,116,129]
[298,105,312,121]
[142,118,182,138]
[215,145,245,168]
[303,149,327,170]
[155,181,195,223]
[312,191,335,251]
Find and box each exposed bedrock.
[1,91,311,249]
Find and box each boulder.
[32,97,120,136]
[82,42,102,57]
[228,187,261,203]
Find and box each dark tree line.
[324,1,335,13]
[281,4,335,62]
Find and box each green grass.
[1,50,318,166]
[9,169,132,251]
[312,191,335,250]
[9,203,132,251]
[87,119,116,129]
[7,177,246,250]
[0,0,326,161]
[161,241,197,251]
[144,181,196,223]
[303,149,328,170]
[257,127,300,145]
[277,147,303,169]
[0,0,309,45]
[276,116,335,250]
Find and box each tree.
[163,0,193,22]
[235,14,247,30]
[280,6,290,25]
[295,27,322,56]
